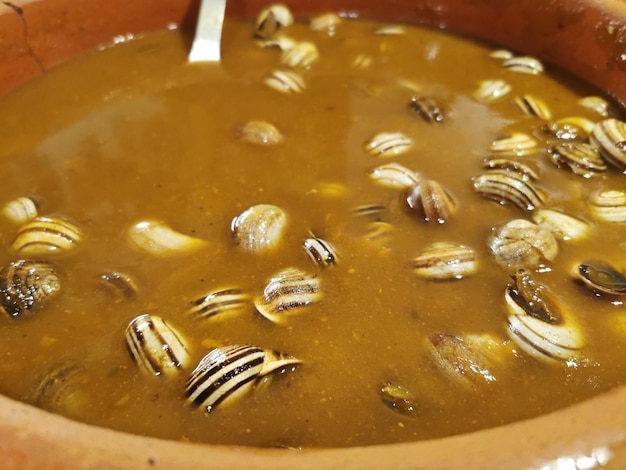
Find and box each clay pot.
[0,1,625,468]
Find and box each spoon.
[188,0,227,63]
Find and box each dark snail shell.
[0,259,61,318]
[576,262,626,295]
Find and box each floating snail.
[255,4,293,39]
[531,209,590,242]
[303,236,338,268]
[264,69,306,94]
[2,196,38,224]
[413,242,478,280]
[254,268,322,323]
[589,118,626,171]
[490,133,538,156]
[12,215,83,255]
[408,96,444,123]
[363,132,413,157]
[0,259,61,318]
[380,382,417,417]
[426,333,496,387]
[281,41,319,67]
[310,13,342,33]
[406,178,456,224]
[488,219,558,269]
[548,142,607,177]
[125,314,191,377]
[473,79,511,102]
[513,94,552,120]
[231,204,288,253]
[189,288,251,320]
[588,189,626,224]
[128,220,207,256]
[366,162,421,190]
[502,56,544,74]
[576,262,626,295]
[505,269,584,363]
[235,120,284,145]
[186,344,301,413]
[473,169,545,211]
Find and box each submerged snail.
[186,344,301,413]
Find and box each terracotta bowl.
[1,0,625,468]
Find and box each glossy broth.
[0,15,625,448]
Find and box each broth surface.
[0,14,625,448]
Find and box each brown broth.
[0,16,625,448]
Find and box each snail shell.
[189,288,250,320]
[363,132,413,157]
[488,219,558,269]
[264,69,305,94]
[310,13,342,33]
[542,117,595,142]
[303,237,338,268]
[588,189,626,224]
[186,344,301,413]
[505,270,584,363]
[231,204,288,253]
[281,41,319,68]
[502,56,544,74]
[367,162,422,190]
[473,170,545,211]
[255,4,293,39]
[254,268,322,324]
[482,158,539,180]
[513,94,552,120]
[2,196,38,224]
[490,133,538,156]
[548,142,607,177]
[413,242,478,280]
[578,96,610,117]
[408,96,444,123]
[531,209,590,241]
[426,333,496,387]
[473,79,511,103]
[125,314,191,377]
[589,118,626,171]
[12,216,83,255]
[576,262,626,295]
[235,121,284,145]
[406,178,457,224]
[98,272,139,301]
[128,220,207,256]
[0,259,61,318]
[30,360,89,416]
[380,382,416,417]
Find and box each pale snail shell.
[12,215,83,255]
[186,344,301,413]
[254,267,322,324]
[189,287,250,320]
[413,242,478,280]
[488,219,558,269]
[231,204,288,253]
[125,314,191,377]
[128,220,206,256]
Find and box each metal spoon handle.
[188,0,227,63]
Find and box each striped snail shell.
[125,314,191,377]
[186,344,301,412]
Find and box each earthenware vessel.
[0,0,625,468]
